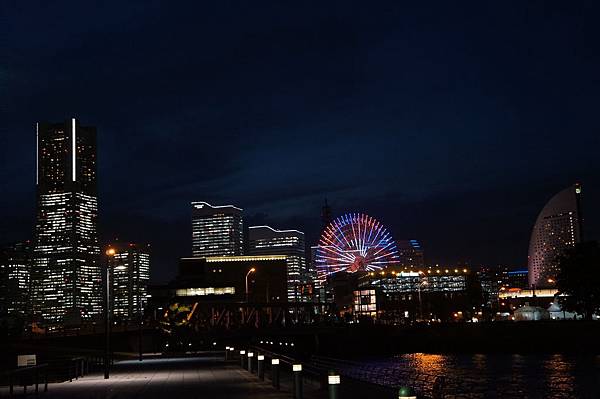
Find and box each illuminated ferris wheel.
[315,213,399,278]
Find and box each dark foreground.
[0,356,325,399]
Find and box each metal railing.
[2,356,97,395]
[5,364,48,395]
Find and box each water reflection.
[378,353,600,398]
[407,353,447,376]
[543,354,574,397]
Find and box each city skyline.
[0,119,596,284]
[2,3,600,284]
[2,4,600,397]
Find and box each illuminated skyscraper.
[248,226,306,302]
[528,184,583,288]
[191,202,244,257]
[33,118,101,329]
[0,241,33,319]
[108,242,150,323]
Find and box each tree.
[557,241,600,320]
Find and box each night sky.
[1,2,599,283]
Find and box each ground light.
[257,355,265,380]
[328,372,340,399]
[293,364,303,399]
[398,386,417,399]
[271,358,280,389]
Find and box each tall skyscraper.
[191,202,244,257]
[0,241,33,320]
[108,242,150,323]
[33,118,101,329]
[528,184,583,288]
[248,226,306,302]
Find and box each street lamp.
[245,268,256,303]
[417,271,428,321]
[104,247,116,379]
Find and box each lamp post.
[245,268,256,303]
[104,247,116,379]
[417,271,428,321]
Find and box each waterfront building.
[478,267,529,308]
[248,226,306,302]
[358,267,478,322]
[191,202,244,257]
[477,267,503,308]
[108,242,150,323]
[498,287,561,319]
[527,184,583,288]
[175,256,288,302]
[0,241,33,319]
[33,119,101,329]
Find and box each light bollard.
[257,355,265,380]
[239,350,246,369]
[293,364,303,399]
[398,387,417,399]
[247,352,254,373]
[328,372,340,399]
[271,358,280,390]
[225,346,230,361]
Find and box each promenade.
[1,356,324,399]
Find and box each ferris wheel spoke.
[318,240,355,263]
[317,254,352,265]
[371,244,394,259]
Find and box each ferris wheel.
[315,213,399,277]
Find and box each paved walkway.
[3,356,322,399]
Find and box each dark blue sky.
[1,1,599,283]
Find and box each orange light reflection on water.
[543,354,574,396]
[408,353,448,376]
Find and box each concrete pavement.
[1,356,324,399]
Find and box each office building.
[191,202,244,257]
[0,241,33,319]
[396,240,424,268]
[108,242,150,323]
[33,119,101,329]
[527,184,583,288]
[248,226,306,302]
[309,245,328,303]
[175,256,288,302]
[506,269,528,289]
[478,267,529,308]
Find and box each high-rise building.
[191,202,244,257]
[33,118,101,329]
[248,226,306,302]
[528,184,583,288]
[108,242,150,323]
[0,241,33,320]
[396,240,424,268]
